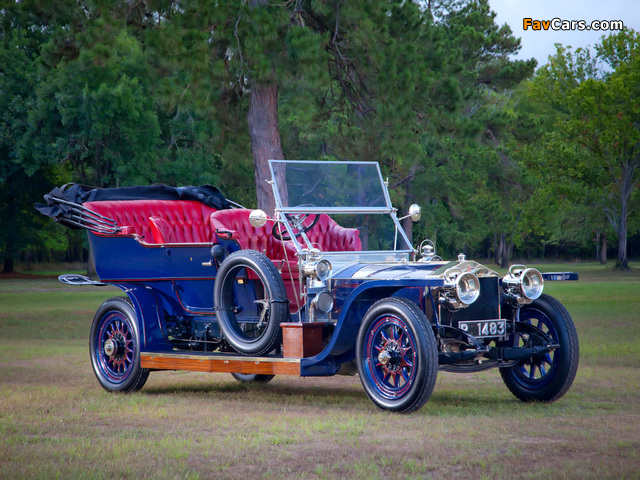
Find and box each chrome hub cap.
[103,338,117,357]
[379,342,402,373]
[378,350,392,366]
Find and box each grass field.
[1,262,639,479]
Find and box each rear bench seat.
[83,200,218,244]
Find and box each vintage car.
[37,160,579,413]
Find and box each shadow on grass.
[143,378,366,403]
[140,376,527,415]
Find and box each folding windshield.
[269,160,392,213]
[268,160,414,256]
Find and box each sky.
[487,0,640,68]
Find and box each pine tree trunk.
[402,216,413,248]
[614,161,636,270]
[599,233,607,265]
[247,83,285,217]
[499,233,510,269]
[617,222,628,270]
[616,193,629,270]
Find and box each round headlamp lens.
[521,268,544,300]
[316,260,332,281]
[313,290,334,314]
[455,272,480,306]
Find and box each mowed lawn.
[1,263,639,479]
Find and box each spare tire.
[214,250,288,355]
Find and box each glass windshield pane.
[327,213,412,252]
[270,161,389,209]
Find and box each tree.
[21,1,227,190]
[531,30,640,269]
[406,0,537,263]
[155,0,448,216]
[8,0,549,269]
[0,2,60,272]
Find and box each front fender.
[300,278,442,376]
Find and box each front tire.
[500,294,579,402]
[356,297,438,413]
[90,297,149,393]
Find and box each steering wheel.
[272,205,320,241]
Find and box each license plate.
[458,319,506,338]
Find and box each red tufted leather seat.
[305,214,362,252]
[209,209,362,261]
[84,200,218,243]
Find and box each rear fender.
[111,283,172,352]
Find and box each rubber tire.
[500,294,579,402]
[214,250,288,356]
[231,373,275,383]
[356,297,438,413]
[90,297,149,393]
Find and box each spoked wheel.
[272,204,320,241]
[90,297,149,393]
[500,294,579,402]
[356,297,438,413]
[214,250,288,356]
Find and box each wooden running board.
[141,352,301,376]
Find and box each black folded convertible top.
[34,183,231,232]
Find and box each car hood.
[334,260,498,282]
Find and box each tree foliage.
[531,29,640,269]
[1,0,637,272]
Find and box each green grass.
[1,262,639,479]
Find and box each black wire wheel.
[500,294,579,402]
[214,250,288,356]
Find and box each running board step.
[141,352,301,376]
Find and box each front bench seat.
[209,209,298,261]
[209,209,362,314]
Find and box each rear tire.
[356,297,438,413]
[90,297,149,393]
[500,294,579,402]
